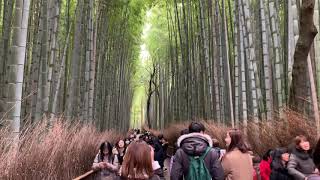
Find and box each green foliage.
[145,5,170,62]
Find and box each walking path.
[163,158,170,179]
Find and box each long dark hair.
[227,129,248,153]
[262,149,273,161]
[99,141,113,162]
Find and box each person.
[212,138,225,160]
[125,138,131,146]
[270,148,293,180]
[260,149,273,180]
[252,155,261,180]
[221,129,253,180]
[114,139,127,165]
[158,134,169,158]
[313,137,320,170]
[119,140,161,180]
[129,134,136,142]
[169,129,189,172]
[92,141,119,179]
[287,135,318,180]
[170,122,224,180]
[152,136,166,170]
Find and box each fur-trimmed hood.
[177,133,213,156]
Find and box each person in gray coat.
[170,122,224,180]
[287,135,318,180]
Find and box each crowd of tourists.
[92,129,168,180]
[91,122,320,180]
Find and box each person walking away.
[221,129,253,180]
[287,135,319,180]
[119,140,161,180]
[92,141,119,180]
[170,122,224,180]
[260,149,273,180]
[270,148,293,180]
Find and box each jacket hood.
[177,133,213,156]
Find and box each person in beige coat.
[221,129,253,180]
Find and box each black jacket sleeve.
[208,149,224,180]
[170,149,184,180]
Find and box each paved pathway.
[163,158,170,179]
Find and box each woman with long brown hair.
[114,139,127,165]
[221,129,253,180]
[120,140,161,180]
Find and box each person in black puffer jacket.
[270,148,293,180]
[170,122,224,180]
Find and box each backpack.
[186,147,212,180]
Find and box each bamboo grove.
[0,0,153,134]
[144,0,320,129]
[0,0,320,136]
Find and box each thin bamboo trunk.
[0,0,14,99]
[47,0,60,119]
[6,0,31,141]
[67,0,84,119]
[40,0,49,117]
[49,29,70,125]
[239,0,248,126]
[88,1,96,122]
[199,0,212,120]
[241,0,259,122]
[269,0,283,114]
[261,0,273,120]
[222,0,234,126]
[234,0,240,127]
[211,0,220,123]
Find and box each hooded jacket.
[170,133,224,180]
[270,149,293,180]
